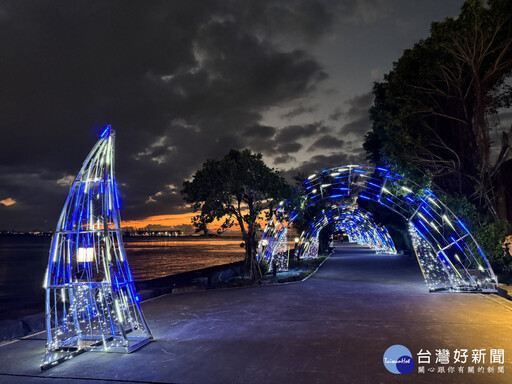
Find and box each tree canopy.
[364,0,512,219]
[182,149,293,278]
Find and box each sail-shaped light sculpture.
[41,126,152,370]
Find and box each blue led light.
[99,125,111,138]
[42,129,152,369]
[420,206,435,219]
[457,219,469,233]
[417,219,429,233]
[424,189,437,198]
[257,164,498,295]
[413,225,426,239]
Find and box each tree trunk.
[246,225,261,280]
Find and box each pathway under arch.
[257,165,497,292]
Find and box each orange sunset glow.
[122,212,195,229]
[121,212,242,233]
[121,211,274,234]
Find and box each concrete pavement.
[1,244,512,383]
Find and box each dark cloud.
[344,92,373,120]
[246,122,331,161]
[0,0,449,230]
[274,122,329,143]
[329,107,343,121]
[244,125,276,138]
[0,1,332,230]
[280,103,318,120]
[308,135,345,151]
[277,142,303,153]
[339,91,373,135]
[283,152,368,181]
[274,154,296,165]
[341,118,371,135]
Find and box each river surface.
[0,236,245,318]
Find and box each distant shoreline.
[0,233,244,239]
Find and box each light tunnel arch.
[294,204,397,259]
[257,165,497,292]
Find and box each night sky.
[0,1,466,231]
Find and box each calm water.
[0,236,245,318]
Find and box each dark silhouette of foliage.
[182,149,293,279]
[364,0,512,219]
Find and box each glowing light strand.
[41,128,152,370]
[257,165,497,292]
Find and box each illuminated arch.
[295,205,397,258]
[257,165,497,292]
[42,127,152,369]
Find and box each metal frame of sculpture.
[273,226,290,271]
[294,205,397,259]
[42,126,152,370]
[257,165,497,292]
[335,209,396,254]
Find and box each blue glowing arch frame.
[294,204,397,258]
[42,127,152,369]
[257,165,497,292]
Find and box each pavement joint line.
[0,373,178,384]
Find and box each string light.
[41,127,153,370]
[257,165,497,293]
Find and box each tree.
[191,214,210,236]
[364,0,512,218]
[182,149,293,279]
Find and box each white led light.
[43,268,48,289]
[427,197,440,208]
[42,129,152,369]
[77,247,95,263]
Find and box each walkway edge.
[301,253,332,282]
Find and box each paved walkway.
[1,244,512,383]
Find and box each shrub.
[440,194,512,280]
[258,259,269,275]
